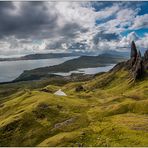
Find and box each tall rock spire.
[144,49,148,61]
[129,41,144,80]
[130,41,137,58]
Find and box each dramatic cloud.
[0,1,147,56]
[130,14,148,29]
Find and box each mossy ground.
[0,68,148,146]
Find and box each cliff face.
[143,50,148,70]
[111,41,148,81]
[130,41,144,80]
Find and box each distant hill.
[14,53,127,82]
[101,50,130,58]
[0,50,128,61]
[0,52,80,61]
[0,42,148,146]
[0,43,148,146]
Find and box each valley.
[13,53,126,82]
[0,42,148,146]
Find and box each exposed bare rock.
[75,85,85,92]
[111,41,147,81]
[131,51,144,80]
[52,117,77,131]
[143,50,148,71]
[128,42,147,80]
[131,41,138,59]
[144,50,148,61]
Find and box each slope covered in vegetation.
[0,65,148,146]
[0,42,148,147]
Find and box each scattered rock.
[53,117,76,130]
[75,85,84,92]
[0,103,4,108]
[40,88,52,93]
[33,103,49,119]
[38,103,49,109]
[131,124,148,132]
[57,104,63,109]
[81,131,86,136]
[2,120,20,132]
[91,105,95,107]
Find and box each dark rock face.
[143,49,148,70]
[131,51,144,80]
[144,50,148,61]
[75,85,84,92]
[129,41,145,80]
[131,41,138,59]
[111,41,147,81]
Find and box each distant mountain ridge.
[13,53,127,82]
[0,50,128,61]
[0,52,80,61]
[0,42,148,147]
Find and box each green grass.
[0,68,148,146]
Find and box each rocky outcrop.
[128,41,146,80]
[126,41,148,80]
[143,49,148,71]
[131,50,144,80]
[75,85,84,92]
[144,50,148,61]
[131,41,138,59]
[111,41,148,81]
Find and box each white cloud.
[130,14,148,29]
[98,7,139,34]
[136,33,148,49]
[0,2,147,56]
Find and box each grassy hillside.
[0,67,148,146]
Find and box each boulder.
[75,85,84,92]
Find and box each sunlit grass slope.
[0,67,148,146]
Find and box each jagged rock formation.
[111,41,148,81]
[130,41,138,59]
[131,49,144,80]
[143,50,148,70]
[144,50,148,61]
[128,41,148,80]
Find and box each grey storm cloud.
[69,42,88,49]
[93,32,120,45]
[0,2,58,39]
[59,23,88,36]
[0,2,88,41]
[0,1,147,56]
[47,39,65,49]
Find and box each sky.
[0,1,148,57]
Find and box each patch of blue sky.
[136,2,148,15]
[95,14,116,26]
[91,1,113,12]
[121,28,148,37]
